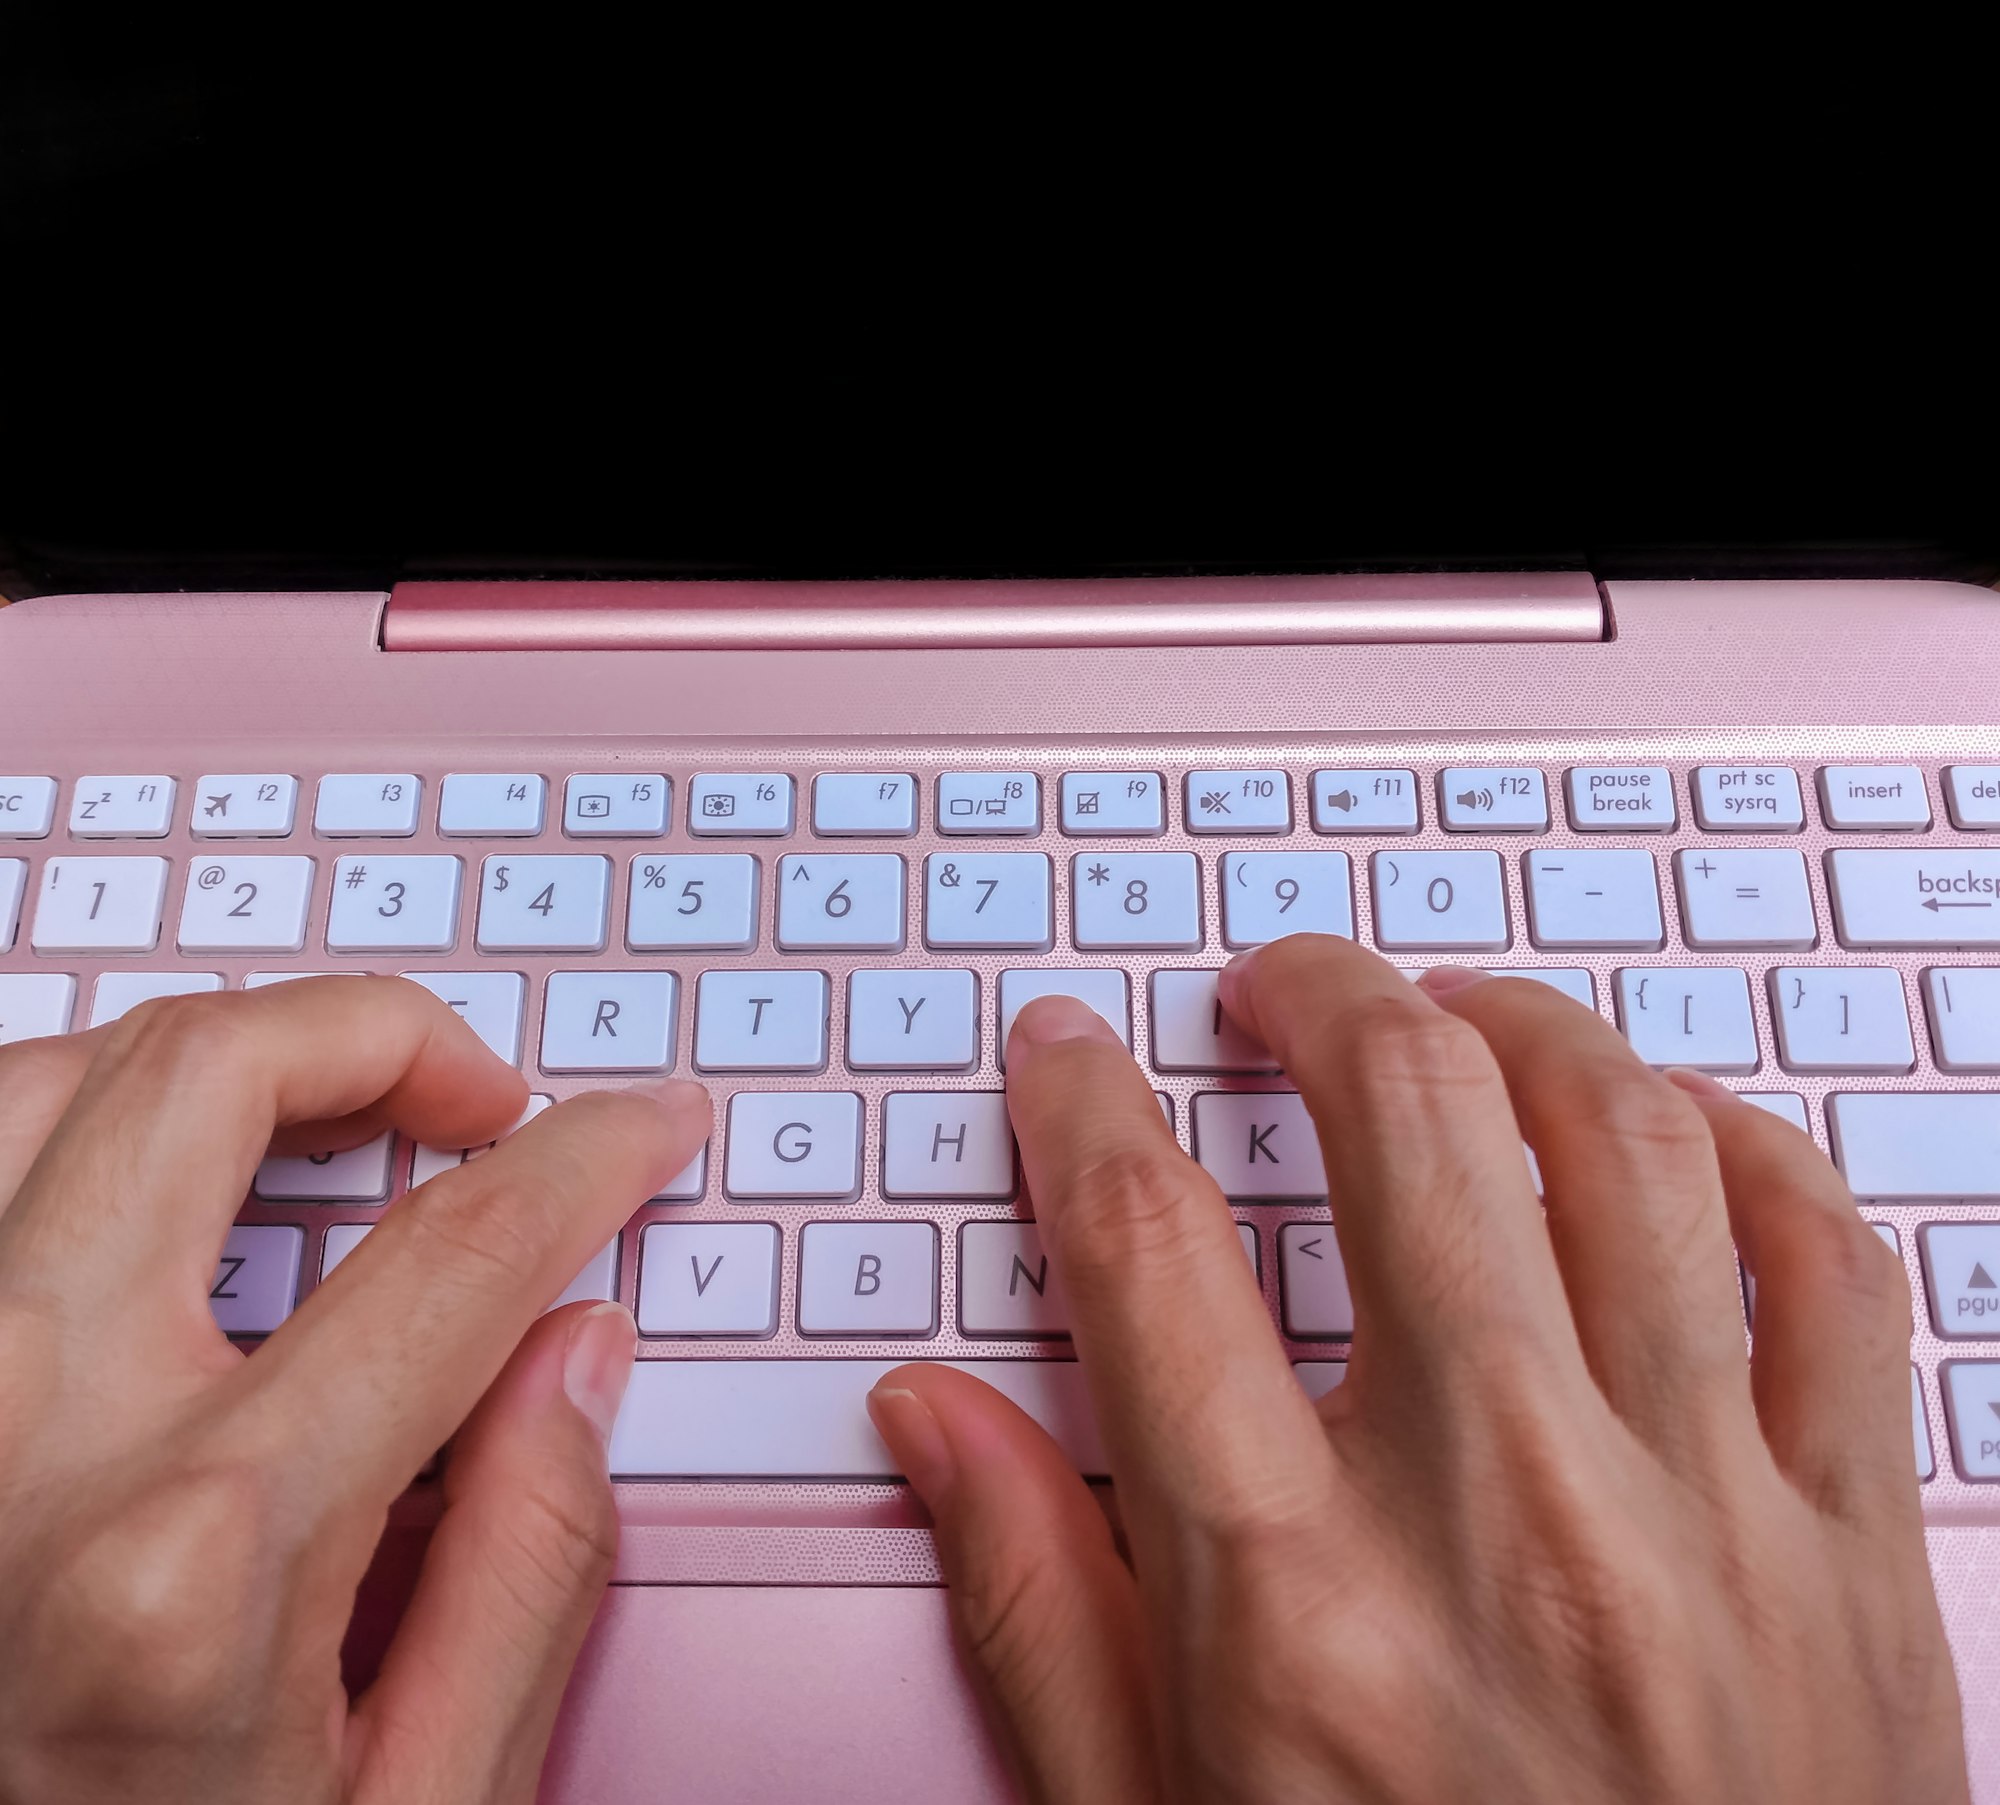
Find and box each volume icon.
[1456,787,1495,812]
[1323,789,1357,813]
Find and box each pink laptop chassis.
[2,575,1998,1802]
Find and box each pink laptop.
[3,563,1999,1800]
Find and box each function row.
[7,762,1997,843]
[12,845,2000,959]
[212,1216,1316,1342]
[22,959,2000,1079]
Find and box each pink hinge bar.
[382,573,1606,651]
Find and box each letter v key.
[692,1254,725,1296]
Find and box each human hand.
[0,978,709,1805]
[869,936,1967,1804]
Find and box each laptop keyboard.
[4,758,2000,1484]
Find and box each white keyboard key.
[610,1358,1104,1479]
[627,854,759,952]
[1691,765,1804,831]
[1072,852,1200,950]
[882,1092,1014,1198]
[0,859,21,951]
[636,1223,780,1335]
[1827,1094,2000,1200]
[213,1224,306,1336]
[1925,968,2000,1071]
[1279,1223,1353,1338]
[540,971,676,1072]
[1921,1226,2000,1338]
[938,771,1039,834]
[320,1223,371,1278]
[255,1130,395,1200]
[847,968,979,1070]
[439,773,547,837]
[177,855,315,954]
[1523,849,1663,949]
[209,1225,304,1335]
[396,970,526,1062]
[1943,1362,2000,1480]
[960,1223,1070,1336]
[1914,1367,1936,1482]
[799,1221,939,1335]
[70,775,176,838]
[553,1239,622,1308]
[1768,967,1914,1073]
[1311,769,1418,834]
[1193,1092,1326,1199]
[653,1142,708,1203]
[925,853,1052,950]
[326,856,461,953]
[776,854,906,951]
[997,969,1130,1068]
[1614,968,1758,1071]
[1060,772,1164,835]
[190,774,298,838]
[694,970,828,1071]
[1743,1092,1809,1132]
[724,1091,862,1198]
[1565,765,1676,831]
[1371,850,1509,951]
[1220,851,1353,947]
[1187,769,1289,834]
[31,857,169,953]
[564,773,669,837]
[476,855,609,952]
[0,776,56,838]
[1150,968,1279,1072]
[1946,766,2000,830]
[689,773,795,836]
[0,973,76,1044]
[89,971,223,1027]
[314,774,422,838]
[813,773,917,836]
[1439,767,1547,832]
[1828,850,2000,948]
[1676,848,1816,949]
[1820,764,1930,831]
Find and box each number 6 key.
[775,854,906,951]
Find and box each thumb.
[349,1300,636,1805]
[869,1364,1159,1805]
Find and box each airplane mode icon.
[204,794,231,818]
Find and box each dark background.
[3,17,1991,597]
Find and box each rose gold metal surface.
[6,578,2000,1801]
[382,571,1605,650]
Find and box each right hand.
[870,935,1967,1804]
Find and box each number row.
[15,845,2000,958]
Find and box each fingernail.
[1417,966,1491,994]
[630,1076,710,1117]
[866,1384,957,1502]
[1217,947,1259,1005]
[1008,993,1121,1048]
[1663,1066,1736,1103]
[562,1302,638,1446]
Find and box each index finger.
[1005,995,1334,1541]
[245,1080,710,1506]
[0,978,527,1322]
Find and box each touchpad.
[542,1585,1016,1804]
